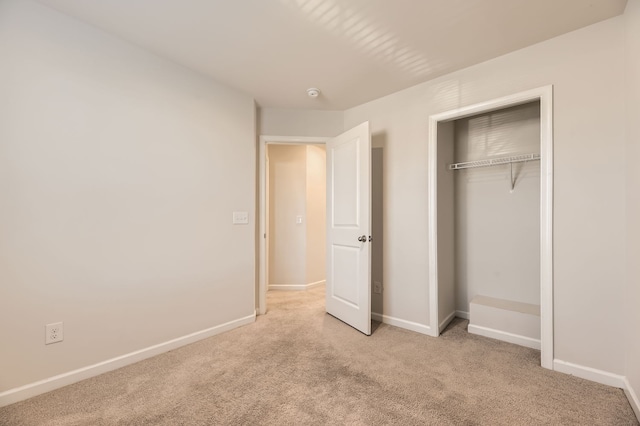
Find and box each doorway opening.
[428,86,554,369]
[258,136,329,315]
[266,143,327,292]
[259,124,379,336]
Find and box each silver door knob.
[357,235,367,242]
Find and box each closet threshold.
[449,153,540,170]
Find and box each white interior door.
[326,122,371,335]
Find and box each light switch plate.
[233,211,249,224]
[296,215,303,224]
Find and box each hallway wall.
[267,145,326,288]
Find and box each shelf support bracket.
[510,161,515,191]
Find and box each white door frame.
[427,86,554,369]
[258,135,329,315]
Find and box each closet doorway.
[427,86,554,370]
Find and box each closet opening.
[428,87,554,369]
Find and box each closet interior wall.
[439,101,541,324]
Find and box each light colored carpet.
[1,285,637,425]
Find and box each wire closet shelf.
[449,153,540,190]
[448,153,540,170]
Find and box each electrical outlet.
[374,281,382,294]
[45,322,64,345]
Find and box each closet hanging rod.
[449,153,540,170]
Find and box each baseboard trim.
[269,280,325,291]
[468,324,541,350]
[439,310,456,333]
[371,312,433,336]
[455,310,470,320]
[624,377,640,421]
[553,359,626,389]
[0,313,256,408]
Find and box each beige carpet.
[1,285,637,425]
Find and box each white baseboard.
[371,312,433,336]
[269,280,325,291]
[468,324,541,350]
[553,359,626,389]
[456,310,470,320]
[439,310,456,333]
[307,280,325,289]
[624,377,640,422]
[0,313,256,408]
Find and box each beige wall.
[344,16,627,374]
[0,0,256,393]
[305,145,326,285]
[258,108,343,137]
[268,145,308,285]
[625,0,640,413]
[454,102,540,312]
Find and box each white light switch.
[233,211,249,224]
[296,215,303,224]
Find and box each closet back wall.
[454,102,541,314]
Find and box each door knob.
[357,235,367,242]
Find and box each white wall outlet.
[45,322,64,345]
[233,211,249,225]
[374,281,382,294]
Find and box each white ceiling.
[36,0,628,110]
